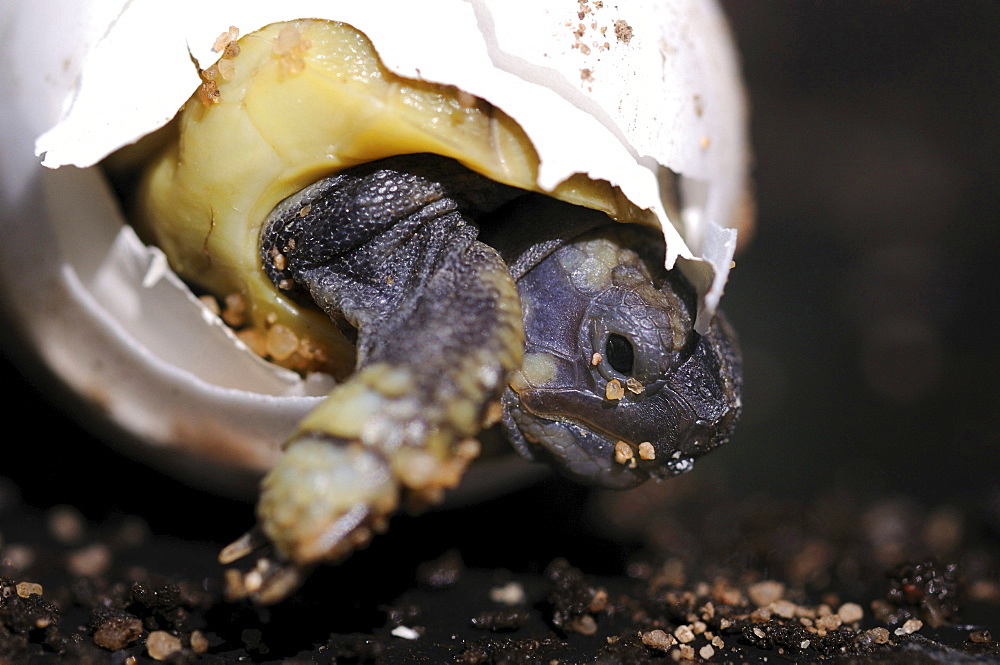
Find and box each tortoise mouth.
[511,384,702,485]
[503,386,664,489]
[502,318,742,489]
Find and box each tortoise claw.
[220,526,315,604]
[219,526,269,565]
[222,553,311,605]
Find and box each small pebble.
[661,558,686,587]
[190,630,210,654]
[605,379,625,400]
[489,581,526,605]
[922,506,963,553]
[614,441,634,465]
[68,543,112,577]
[589,588,608,612]
[968,580,1000,603]
[857,627,891,646]
[815,613,842,631]
[16,581,42,597]
[114,516,151,548]
[48,505,85,543]
[217,56,237,80]
[221,293,247,327]
[895,618,923,636]
[638,441,655,460]
[391,625,421,640]
[771,599,798,618]
[969,629,992,644]
[748,580,785,607]
[269,249,287,271]
[837,602,864,624]
[2,545,34,572]
[641,629,675,650]
[674,624,695,643]
[212,25,239,52]
[699,644,715,660]
[266,323,299,361]
[146,631,182,661]
[94,616,143,651]
[569,615,598,635]
[236,329,268,357]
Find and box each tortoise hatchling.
[134,19,742,602]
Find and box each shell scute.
[139,19,645,376]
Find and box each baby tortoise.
[136,20,741,603]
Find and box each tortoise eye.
[605,334,635,376]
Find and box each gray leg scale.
[228,156,524,601]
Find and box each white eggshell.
[0,0,749,485]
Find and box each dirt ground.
[1,411,999,663]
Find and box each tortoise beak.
[502,314,741,489]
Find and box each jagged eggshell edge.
[0,0,749,486]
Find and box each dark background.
[715,1,999,505]
[1,2,998,661]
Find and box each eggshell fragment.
[0,0,749,486]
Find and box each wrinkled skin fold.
[220,154,741,603]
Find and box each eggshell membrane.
[1,0,749,485]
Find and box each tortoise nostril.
[605,334,634,376]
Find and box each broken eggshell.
[0,0,750,494]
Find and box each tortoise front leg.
[222,156,523,602]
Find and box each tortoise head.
[501,204,742,489]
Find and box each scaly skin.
[501,216,741,489]
[221,156,526,602]
[220,156,740,603]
